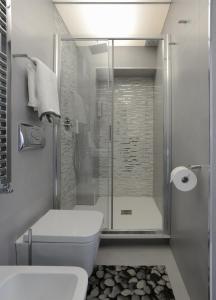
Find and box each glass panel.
[112,40,165,231]
[58,37,170,233]
[59,39,113,230]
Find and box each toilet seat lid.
[23,210,104,243]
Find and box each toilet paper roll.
[170,166,197,192]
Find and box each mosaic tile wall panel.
[59,41,78,209]
[113,77,154,197]
[96,82,112,198]
[54,9,77,209]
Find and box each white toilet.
[15,210,104,276]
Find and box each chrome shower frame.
[53,34,172,238]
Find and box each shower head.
[89,43,108,55]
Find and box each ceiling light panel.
[56,4,170,39]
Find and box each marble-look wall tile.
[96,82,112,198]
[60,42,78,209]
[113,77,154,197]
[60,43,99,208]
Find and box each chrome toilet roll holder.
[188,165,202,170]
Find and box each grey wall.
[0,0,63,264]
[114,46,157,69]
[164,1,209,299]
[93,46,157,69]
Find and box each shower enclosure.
[55,36,171,235]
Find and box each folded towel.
[27,62,37,111]
[27,58,60,120]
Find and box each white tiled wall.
[113,77,154,197]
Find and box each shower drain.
[121,210,132,215]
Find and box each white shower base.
[75,196,162,231]
[113,196,163,231]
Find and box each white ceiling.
[54,1,170,45]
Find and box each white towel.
[27,62,37,111]
[27,58,60,119]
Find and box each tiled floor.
[96,243,190,300]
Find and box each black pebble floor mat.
[87,265,175,300]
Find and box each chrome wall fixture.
[63,117,73,130]
[12,54,36,65]
[188,164,202,170]
[0,0,12,193]
[18,123,46,152]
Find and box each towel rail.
[0,166,6,173]
[0,67,7,75]
[0,59,7,68]
[0,93,6,99]
[0,25,6,35]
[0,10,6,21]
[0,17,6,29]
[0,86,6,92]
[0,0,12,193]
[0,76,6,83]
[0,3,6,15]
[13,54,36,65]
[0,101,6,107]
[0,51,7,60]
[0,162,6,169]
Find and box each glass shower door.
[59,38,113,229]
[58,37,171,234]
[112,39,168,232]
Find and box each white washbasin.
[0,266,88,300]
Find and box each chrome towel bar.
[188,165,202,170]
[13,54,36,65]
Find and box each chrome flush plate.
[18,123,45,151]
